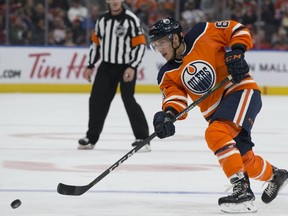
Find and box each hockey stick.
[57,75,232,196]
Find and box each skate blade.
[77,144,95,150]
[220,201,257,214]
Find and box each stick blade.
[57,183,88,196]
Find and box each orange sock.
[242,150,273,181]
[206,120,244,178]
[216,143,244,178]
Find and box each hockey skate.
[78,137,95,150]
[218,173,257,213]
[132,139,151,152]
[261,167,288,204]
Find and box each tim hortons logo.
[181,61,216,95]
[29,52,87,79]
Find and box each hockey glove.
[153,111,175,139]
[224,48,249,83]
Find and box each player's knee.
[234,129,254,155]
[205,120,235,153]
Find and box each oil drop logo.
[181,61,216,95]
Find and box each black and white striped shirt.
[87,7,146,68]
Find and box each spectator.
[71,17,85,45]
[30,18,45,45]
[22,0,34,18]
[255,29,272,49]
[64,28,76,46]
[9,16,26,45]
[54,7,72,29]
[49,0,70,11]
[154,0,174,17]
[149,0,174,27]
[134,0,157,26]
[81,4,99,31]
[271,25,288,50]
[280,3,288,30]
[135,3,150,25]
[181,0,206,29]
[0,13,5,44]
[67,0,88,24]
[134,0,157,12]
[242,4,257,25]
[1,0,288,49]
[31,2,46,25]
[50,16,66,45]
[230,1,244,23]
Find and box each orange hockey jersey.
[157,20,260,121]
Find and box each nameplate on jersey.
[181,61,216,95]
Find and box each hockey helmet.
[149,17,182,42]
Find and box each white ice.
[0,93,288,216]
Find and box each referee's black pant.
[86,62,149,144]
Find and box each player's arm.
[213,20,252,50]
[158,71,188,120]
[153,71,188,139]
[213,20,252,83]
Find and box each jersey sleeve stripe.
[232,23,243,32]
[164,101,187,110]
[163,95,188,103]
[232,31,250,38]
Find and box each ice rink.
[1,92,288,216]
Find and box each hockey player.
[149,17,288,213]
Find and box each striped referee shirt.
[87,7,146,69]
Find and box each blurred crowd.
[0,0,99,46]
[0,0,288,50]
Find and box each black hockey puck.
[11,199,21,209]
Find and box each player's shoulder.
[157,62,181,84]
[184,22,208,52]
[186,22,208,38]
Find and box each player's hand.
[153,111,175,139]
[123,67,135,82]
[224,49,249,83]
[84,68,93,82]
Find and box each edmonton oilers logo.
[181,61,216,95]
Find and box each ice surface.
[0,93,288,215]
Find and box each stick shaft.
[57,75,232,196]
[174,75,232,121]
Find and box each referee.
[78,0,150,151]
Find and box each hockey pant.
[205,89,273,181]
